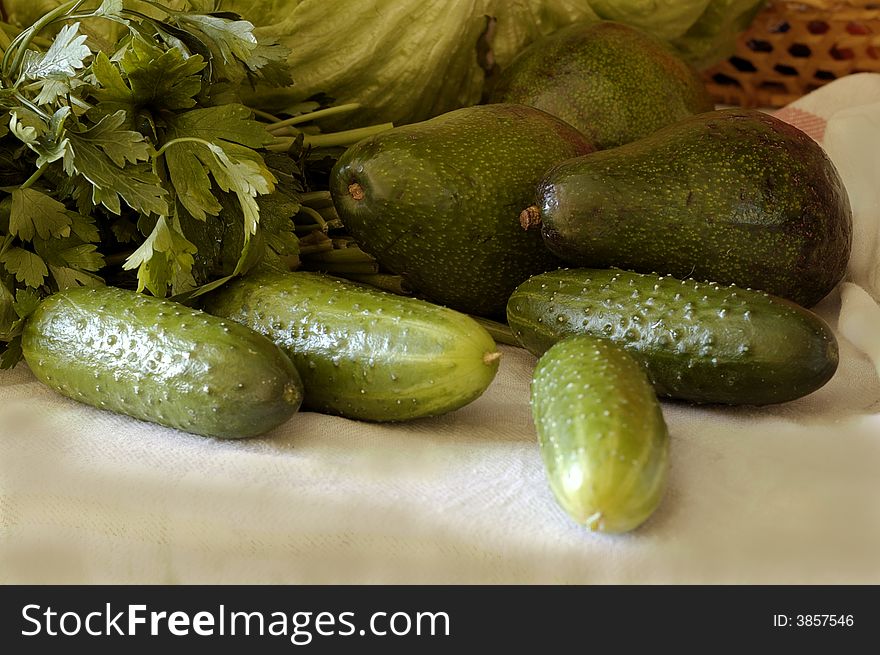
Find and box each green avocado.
[330,104,594,318]
[530,108,853,307]
[487,21,714,150]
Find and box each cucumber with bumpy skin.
[201,271,501,422]
[508,268,839,405]
[532,335,669,533]
[22,286,303,438]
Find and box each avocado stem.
[483,351,502,366]
[519,205,542,230]
[349,183,365,201]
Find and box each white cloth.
[2,77,880,584]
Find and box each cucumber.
[22,286,303,438]
[508,268,839,405]
[532,335,669,533]
[200,271,501,421]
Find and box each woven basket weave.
[703,1,880,107]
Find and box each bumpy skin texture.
[22,286,303,438]
[201,271,500,422]
[508,268,839,405]
[535,108,853,308]
[330,104,594,318]
[487,21,714,150]
[532,335,669,533]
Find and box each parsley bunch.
[0,0,301,367]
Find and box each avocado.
[487,21,714,150]
[330,104,594,317]
[528,108,853,307]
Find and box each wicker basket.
[703,0,880,107]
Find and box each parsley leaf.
[123,215,197,296]
[10,188,72,241]
[0,279,16,340]
[66,132,168,216]
[13,287,42,320]
[0,0,301,364]
[92,40,204,115]
[0,337,23,370]
[1,246,48,288]
[21,22,91,80]
[162,104,273,223]
[72,110,152,167]
[174,14,258,66]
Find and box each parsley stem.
[252,108,283,123]
[297,205,327,232]
[302,124,394,149]
[19,162,49,190]
[14,92,51,120]
[266,123,394,152]
[303,123,394,148]
[264,103,362,131]
[299,191,333,209]
[297,242,333,256]
[469,316,520,348]
[340,274,413,296]
[152,136,214,159]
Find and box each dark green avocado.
[529,108,853,307]
[487,20,714,150]
[330,104,594,317]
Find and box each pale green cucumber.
[22,286,303,438]
[201,271,500,421]
[532,335,669,533]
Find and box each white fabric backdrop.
[2,76,880,584]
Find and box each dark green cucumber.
[508,268,839,405]
[22,286,303,438]
[201,271,501,422]
[532,335,669,533]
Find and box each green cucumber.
[201,271,501,421]
[532,335,669,533]
[22,286,303,438]
[508,268,839,405]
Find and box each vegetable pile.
[227,0,766,129]
[0,0,388,367]
[2,1,854,535]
